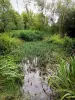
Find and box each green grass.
[48,57,75,100]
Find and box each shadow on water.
[22,57,55,100]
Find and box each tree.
[12,11,24,30]
[21,10,49,31]
[0,0,24,32]
[32,13,48,31]
[22,11,34,29]
[0,0,12,32]
[23,0,32,13]
[63,9,75,37]
[22,12,28,29]
[35,0,46,13]
[56,0,74,37]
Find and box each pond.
[22,57,54,100]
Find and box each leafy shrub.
[0,33,22,54]
[0,56,23,83]
[49,57,75,100]
[63,36,75,55]
[9,30,44,41]
[0,56,23,100]
[0,33,24,99]
[45,34,75,55]
[46,34,64,45]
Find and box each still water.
[22,57,53,100]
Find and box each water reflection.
[22,57,53,100]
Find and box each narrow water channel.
[22,57,53,100]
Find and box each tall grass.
[49,57,75,100]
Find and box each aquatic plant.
[49,57,75,100]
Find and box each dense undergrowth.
[0,34,23,55]
[49,57,75,100]
[0,33,24,100]
[8,30,44,41]
[45,34,75,56]
[0,30,75,100]
[0,56,23,100]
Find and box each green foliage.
[0,0,12,32]
[49,57,75,100]
[45,34,75,56]
[57,0,74,37]
[0,1,75,100]
[0,56,23,83]
[63,36,75,55]
[0,31,73,100]
[9,30,44,41]
[32,13,48,31]
[45,34,64,45]
[45,34,75,55]
[0,33,22,54]
[13,11,24,30]
[15,41,62,68]
[0,56,23,100]
[49,24,59,35]
[0,0,24,32]
[22,12,49,31]
[0,33,23,100]
[63,9,75,37]
[22,12,29,29]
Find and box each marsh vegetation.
[0,0,75,100]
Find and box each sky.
[10,0,75,23]
[10,0,54,14]
[10,0,24,14]
[10,0,39,14]
[10,0,58,22]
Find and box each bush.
[45,34,75,55]
[49,57,75,100]
[0,33,24,99]
[9,30,44,41]
[0,56,23,83]
[63,36,75,55]
[0,56,23,100]
[46,34,64,45]
[0,33,22,54]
